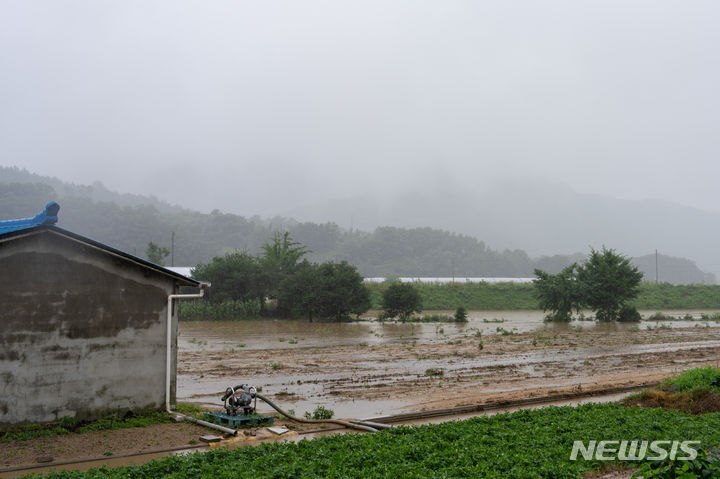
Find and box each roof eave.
[0,225,200,287]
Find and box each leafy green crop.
[21,403,720,479]
[661,367,720,392]
[633,446,720,478]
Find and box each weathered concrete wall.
[0,230,181,427]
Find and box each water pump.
[222,384,257,416]
[204,384,274,427]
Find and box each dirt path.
[0,422,209,474]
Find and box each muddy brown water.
[178,310,720,352]
[177,310,720,418]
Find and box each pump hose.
[254,393,379,433]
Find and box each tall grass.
[178,300,261,321]
[632,282,720,309]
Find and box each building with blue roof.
[0,202,201,427]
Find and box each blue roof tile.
[0,201,60,235]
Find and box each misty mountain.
[0,166,184,214]
[0,166,714,284]
[282,179,720,281]
[632,254,715,285]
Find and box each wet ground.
[178,310,720,418]
[5,311,716,476]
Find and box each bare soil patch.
[1,422,208,472]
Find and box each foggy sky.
[2,0,720,218]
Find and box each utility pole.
[655,249,658,283]
[171,231,175,267]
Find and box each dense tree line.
[0,173,714,284]
[192,233,369,321]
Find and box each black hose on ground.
[255,393,379,433]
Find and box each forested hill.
[0,166,184,214]
[0,168,714,284]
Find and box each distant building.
[363,277,535,284]
[0,202,200,427]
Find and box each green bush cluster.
[303,406,334,420]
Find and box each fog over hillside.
[1,166,715,284]
[2,2,719,280]
[283,179,720,281]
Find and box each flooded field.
[177,310,720,419]
[179,309,720,352]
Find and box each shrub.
[381,282,422,321]
[304,406,334,420]
[454,306,468,322]
[618,305,641,322]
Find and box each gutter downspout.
[165,283,238,436]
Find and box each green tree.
[279,260,370,322]
[261,231,307,275]
[261,232,308,309]
[277,260,321,321]
[315,261,371,321]
[381,282,422,321]
[533,263,583,322]
[146,241,170,265]
[191,251,266,305]
[575,247,644,322]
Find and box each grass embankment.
[632,282,720,309]
[20,403,720,479]
[178,282,720,320]
[625,367,720,415]
[366,281,539,310]
[1,405,203,442]
[368,281,720,311]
